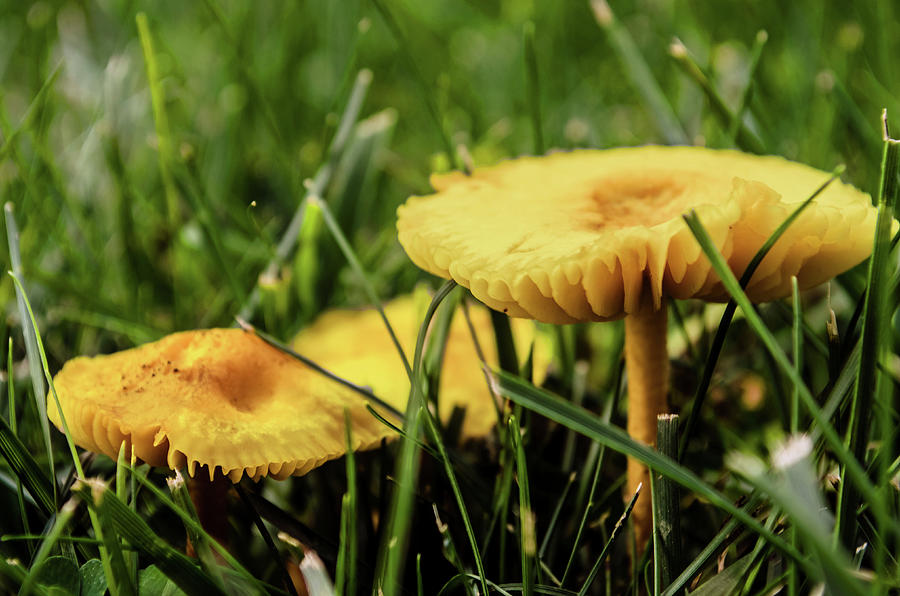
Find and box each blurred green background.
[2,1,896,357]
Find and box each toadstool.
[48,327,395,546]
[395,145,880,550]
[292,293,550,440]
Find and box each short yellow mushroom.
[48,328,395,547]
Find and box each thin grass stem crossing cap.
[292,294,550,440]
[48,328,394,482]
[397,146,879,323]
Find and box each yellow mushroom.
[292,293,551,440]
[49,328,393,482]
[48,328,395,548]
[396,146,880,551]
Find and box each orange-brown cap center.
[586,169,714,229]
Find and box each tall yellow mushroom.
[396,146,880,550]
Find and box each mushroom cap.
[48,329,394,482]
[397,146,879,324]
[292,294,550,439]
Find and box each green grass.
[2,1,900,594]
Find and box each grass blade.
[115,445,138,587]
[560,364,589,474]
[0,404,54,518]
[492,370,804,563]
[589,0,688,145]
[73,479,222,596]
[790,277,802,435]
[688,554,753,596]
[87,480,138,596]
[789,277,802,596]
[17,499,78,596]
[0,66,62,164]
[312,194,413,379]
[423,287,463,428]
[126,468,259,587]
[826,288,842,382]
[369,0,459,169]
[237,69,372,322]
[167,473,226,591]
[537,471,575,563]
[375,280,456,594]
[509,415,537,595]
[562,372,619,586]
[200,0,292,160]
[417,553,424,596]
[172,164,247,306]
[728,436,866,595]
[681,211,894,541]
[4,203,54,496]
[336,495,353,596]
[441,574,581,595]
[490,309,520,378]
[240,322,404,422]
[0,68,99,270]
[328,108,398,235]
[431,504,471,589]
[653,414,682,593]
[135,13,179,234]
[7,272,122,587]
[770,299,827,359]
[482,432,515,578]
[725,30,769,147]
[836,113,899,551]
[677,168,844,459]
[669,38,766,153]
[336,409,359,596]
[7,337,33,553]
[660,494,762,596]
[578,484,640,596]
[7,274,84,478]
[421,407,489,595]
[299,552,337,596]
[294,198,325,316]
[233,483,298,596]
[524,21,544,155]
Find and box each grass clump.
[1,2,899,594]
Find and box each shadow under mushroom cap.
[397,146,880,324]
[48,328,394,482]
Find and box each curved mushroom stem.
[624,299,669,554]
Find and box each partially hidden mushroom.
[292,293,550,441]
[48,328,395,546]
[396,146,880,550]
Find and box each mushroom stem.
[624,300,669,553]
